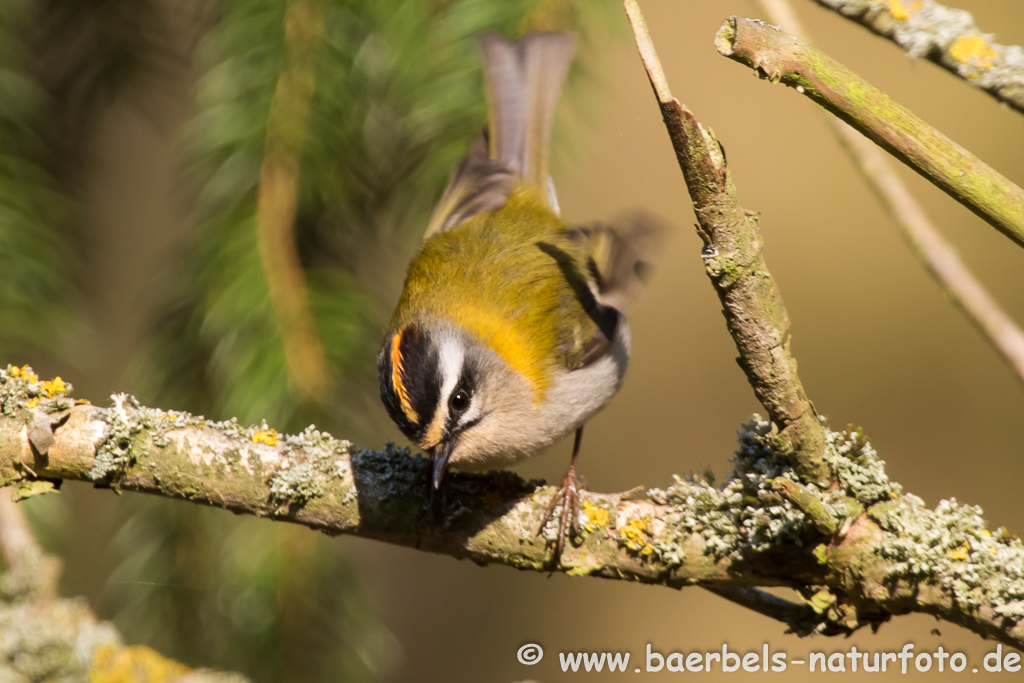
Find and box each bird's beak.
[432,436,459,489]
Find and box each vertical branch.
[0,490,60,600]
[624,1,830,485]
[256,0,332,402]
[758,0,1024,388]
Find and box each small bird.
[378,31,660,561]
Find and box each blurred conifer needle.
[256,0,333,403]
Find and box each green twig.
[757,0,1024,389]
[716,16,1024,250]
[810,0,1024,115]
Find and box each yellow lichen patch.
[950,34,997,71]
[582,501,610,532]
[90,643,192,682]
[75,398,91,405]
[641,543,655,556]
[39,376,67,397]
[619,516,650,552]
[252,428,279,446]
[980,529,992,537]
[25,397,39,409]
[947,543,970,561]
[887,0,910,21]
[13,365,39,384]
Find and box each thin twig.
[256,0,333,403]
[810,0,1024,115]
[0,491,43,574]
[756,1,1024,387]
[715,16,1024,250]
[624,0,830,485]
[704,587,856,637]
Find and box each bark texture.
[1,366,1023,648]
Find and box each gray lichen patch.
[261,425,352,507]
[89,394,144,483]
[268,460,324,507]
[640,417,902,580]
[283,425,352,479]
[647,416,813,566]
[874,493,1024,618]
[822,425,900,504]
[87,393,193,485]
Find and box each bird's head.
[378,322,530,487]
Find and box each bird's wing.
[572,212,669,316]
[560,212,670,369]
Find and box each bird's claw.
[538,464,584,567]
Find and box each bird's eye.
[449,389,470,414]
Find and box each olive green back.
[390,187,598,397]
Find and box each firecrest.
[377,30,662,560]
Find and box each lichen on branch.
[621,0,1024,648]
[811,0,1024,114]
[1,363,1022,647]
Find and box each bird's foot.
[538,465,586,568]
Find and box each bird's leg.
[539,427,586,566]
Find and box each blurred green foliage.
[3,0,616,680]
[0,0,75,358]
[150,0,552,431]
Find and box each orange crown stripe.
[391,329,419,424]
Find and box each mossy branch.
[621,0,1023,648]
[810,0,1024,115]
[756,0,1024,390]
[2,366,1023,648]
[624,0,830,487]
[715,16,1024,250]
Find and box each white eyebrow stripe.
[427,337,464,438]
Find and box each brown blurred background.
[8,0,1024,680]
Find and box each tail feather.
[423,31,575,239]
[481,31,576,197]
